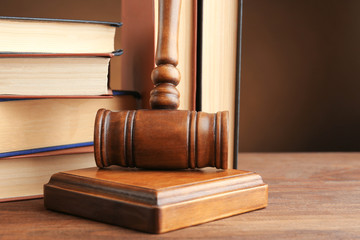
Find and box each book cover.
[1,145,93,160]
[0,142,93,159]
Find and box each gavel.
[94,0,229,169]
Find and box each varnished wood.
[94,109,228,169]
[2,153,360,239]
[155,0,181,66]
[44,166,267,233]
[150,0,182,109]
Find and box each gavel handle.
[156,0,181,66]
[150,0,181,110]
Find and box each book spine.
[195,0,203,111]
[233,0,243,169]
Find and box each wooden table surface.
[1,153,359,239]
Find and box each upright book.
[197,0,241,169]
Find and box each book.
[0,152,96,202]
[0,52,122,96]
[197,0,241,169]
[1,145,93,160]
[0,1,156,96]
[0,16,121,54]
[115,0,156,105]
[0,95,138,158]
[0,4,147,203]
[177,0,198,110]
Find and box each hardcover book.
[0,95,137,158]
[0,51,122,96]
[0,152,96,202]
[0,16,122,54]
[197,0,241,168]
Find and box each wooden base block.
[44,167,268,233]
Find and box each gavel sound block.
[44,0,268,234]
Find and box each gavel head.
[94,109,228,169]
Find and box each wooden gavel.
[94,0,229,169]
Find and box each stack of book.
[0,16,138,202]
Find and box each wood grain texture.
[44,167,267,233]
[0,153,359,239]
[155,0,181,66]
[150,0,181,109]
[94,109,229,169]
[154,0,197,111]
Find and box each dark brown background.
[2,0,359,152]
[239,0,360,152]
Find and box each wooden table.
[1,153,359,239]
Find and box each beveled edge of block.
[44,168,268,234]
[157,183,268,233]
[44,168,265,206]
[44,171,158,205]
